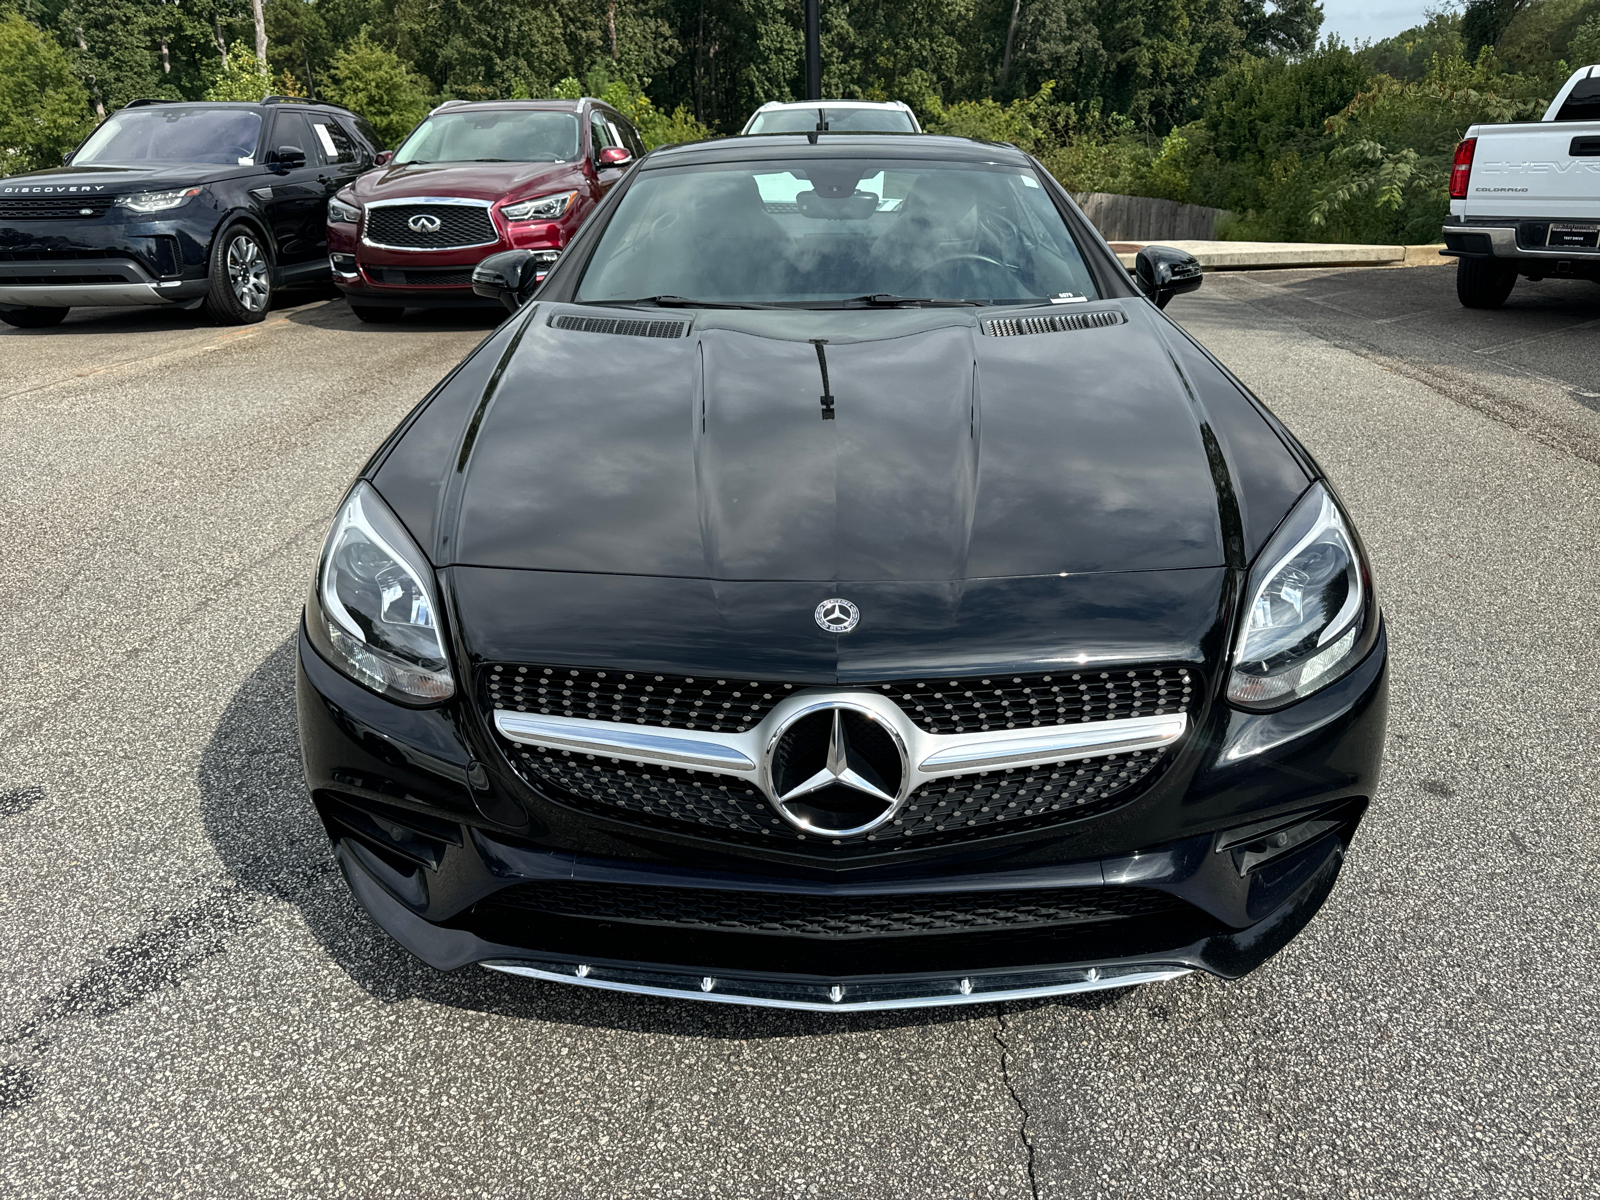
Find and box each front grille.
[985,310,1125,337]
[487,665,799,733]
[475,879,1184,937]
[370,266,474,287]
[486,664,1192,734]
[0,196,115,220]
[364,204,497,249]
[551,314,689,338]
[504,742,1168,850]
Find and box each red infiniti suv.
[326,98,644,321]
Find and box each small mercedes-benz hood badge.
[814,598,859,633]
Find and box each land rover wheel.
[202,225,272,324]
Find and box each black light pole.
[804,0,822,100]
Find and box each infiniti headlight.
[117,187,203,213]
[308,482,454,703]
[501,191,576,221]
[1228,483,1375,709]
[328,197,361,224]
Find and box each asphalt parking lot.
[3,264,1598,1199]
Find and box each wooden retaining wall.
[1070,192,1230,242]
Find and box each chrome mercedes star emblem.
[764,703,907,837]
[814,597,859,633]
[407,213,442,233]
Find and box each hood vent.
[984,309,1126,337]
[552,314,689,339]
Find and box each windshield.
[394,111,581,164]
[746,107,916,134]
[574,159,1101,307]
[74,107,263,166]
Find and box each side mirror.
[268,145,307,171]
[598,145,633,167]
[473,249,537,312]
[1134,245,1202,309]
[374,150,394,167]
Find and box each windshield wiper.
[599,295,785,310]
[831,294,985,308]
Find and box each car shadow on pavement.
[284,301,508,334]
[199,636,1133,1037]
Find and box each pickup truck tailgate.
[1466,121,1600,221]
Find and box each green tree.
[0,11,93,175]
[205,38,268,99]
[321,29,430,144]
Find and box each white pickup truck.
[1442,63,1600,308]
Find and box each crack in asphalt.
[994,1008,1040,1200]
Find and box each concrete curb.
[1112,241,1451,271]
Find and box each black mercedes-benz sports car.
[296,133,1388,1012]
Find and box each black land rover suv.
[0,97,380,328]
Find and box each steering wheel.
[920,252,1019,298]
[977,208,1023,258]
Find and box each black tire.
[201,223,272,324]
[1456,258,1517,309]
[0,306,70,328]
[349,304,406,323]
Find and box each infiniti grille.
[364,204,497,249]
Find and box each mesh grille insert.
[0,196,115,220]
[364,204,497,249]
[552,314,689,338]
[984,310,1125,337]
[475,880,1184,937]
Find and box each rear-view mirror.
[1134,245,1203,309]
[473,250,537,313]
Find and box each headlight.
[501,191,576,221]
[1227,484,1374,709]
[308,482,454,703]
[117,187,202,213]
[328,197,361,224]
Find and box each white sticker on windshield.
[312,122,338,157]
[237,156,254,166]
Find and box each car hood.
[351,160,584,204]
[429,300,1233,582]
[1,163,257,196]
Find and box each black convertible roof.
[643,133,1033,167]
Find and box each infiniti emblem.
[765,703,908,836]
[814,597,859,633]
[407,213,442,233]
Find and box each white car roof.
[740,100,920,135]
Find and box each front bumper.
[296,618,1388,1010]
[0,214,212,308]
[328,217,561,308]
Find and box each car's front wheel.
[0,306,70,329]
[202,224,273,324]
[1456,257,1517,309]
[349,304,406,323]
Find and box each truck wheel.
[1456,258,1517,309]
[0,306,70,328]
[349,304,406,323]
[201,224,272,324]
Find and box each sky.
[1317,0,1438,44]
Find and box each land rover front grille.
[364,204,497,249]
[0,196,115,220]
[473,879,1184,937]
